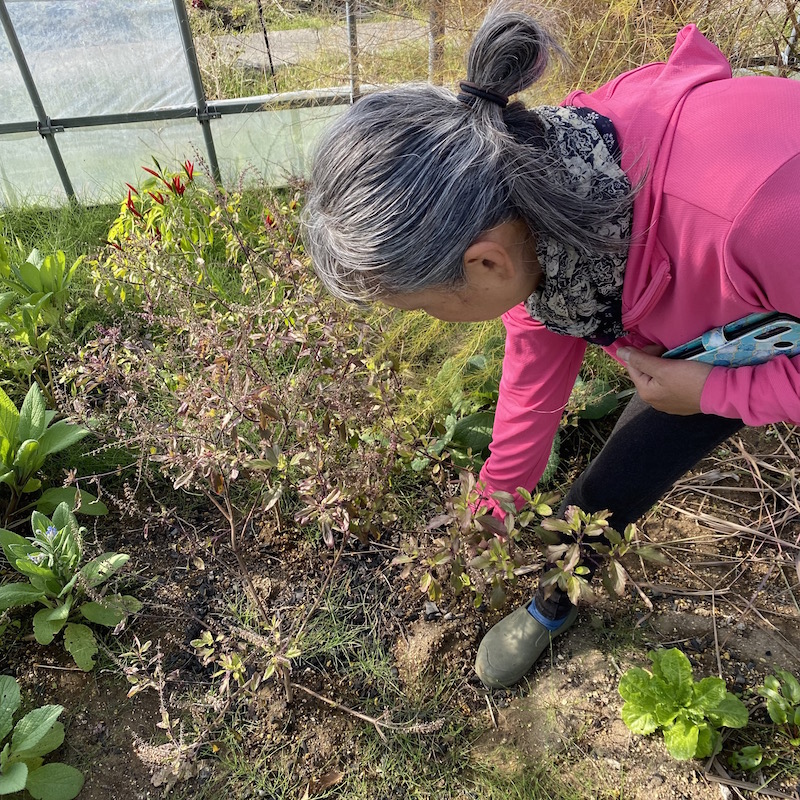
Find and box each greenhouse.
[0,0,357,205]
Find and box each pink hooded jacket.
[478,25,800,510]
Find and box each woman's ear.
[462,238,515,284]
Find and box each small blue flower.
[28,553,45,565]
[45,525,57,541]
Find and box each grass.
[0,202,118,266]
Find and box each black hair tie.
[457,80,508,109]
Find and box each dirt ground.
[3,429,799,799]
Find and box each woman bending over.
[301,4,800,687]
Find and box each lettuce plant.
[0,675,83,799]
[0,503,140,670]
[619,648,749,760]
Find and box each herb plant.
[0,384,97,524]
[619,648,749,760]
[0,674,84,799]
[0,236,83,378]
[538,506,665,605]
[0,502,140,670]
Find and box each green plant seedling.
[0,674,84,799]
[0,383,104,524]
[0,503,140,670]
[727,669,800,774]
[758,669,800,743]
[619,648,749,760]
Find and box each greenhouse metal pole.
[346,1,360,102]
[0,0,75,200]
[172,0,222,184]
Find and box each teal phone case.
[662,313,800,366]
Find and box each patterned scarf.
[524,106,632,345]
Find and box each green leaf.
[691,677,727,712]
[32,604,70,645]
[619,668,663,735]
[707,693,748,729]
[0,583,45,611]
[17,385,46,443]
[775,669,800,705]
[653,702,679,728]
[18,259,44,292]
[10,705,62,755]
[449,411,494,454]
[11,721,63,760]
[22,478,41,494]
[729,745,763,771]
[576,379,619,419]
[36,421,89,458]
[30,511,51,537]
[25,762,84,800]
[0,387,20,450]
[0,676,20,742]
[12,439,40,478]
[0,761,27,794]
[663,714,699,760]
[79,594,140,627]
[35,488,108,517]
[649,649,693,706]
[0,528,36,565]
[79,553,128,588]
[63,624,97,671]
[764,698,788,725]
[13,559,57,583]
[693,723,719,759]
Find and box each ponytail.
[302,3,633,304]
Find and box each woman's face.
[381,220,541,322]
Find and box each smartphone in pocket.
[662,312,800,366]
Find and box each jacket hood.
[562,25,733,319]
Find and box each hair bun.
[466,4,563,101]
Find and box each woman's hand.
[616,347,714,415]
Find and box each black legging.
[534,393,744,619]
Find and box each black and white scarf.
[524,106,632,345]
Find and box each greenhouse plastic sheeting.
[0,0,348,206]
[1,0,193,122]
[213,106,348,188]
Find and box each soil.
[3,428,800,799]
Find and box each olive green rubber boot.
[474,605,579,689]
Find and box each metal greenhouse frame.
[0,0,371,205]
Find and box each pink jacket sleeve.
[701,153,800,425]
[477,303,586,513]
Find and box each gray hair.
[302,3,634,303]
